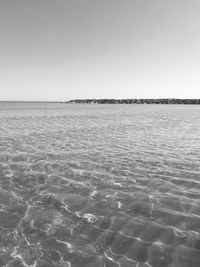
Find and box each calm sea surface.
[0,102,200,267]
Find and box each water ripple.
[1,103,200,267]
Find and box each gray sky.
[0,0,200,101]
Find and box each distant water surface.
[0,102,200,267]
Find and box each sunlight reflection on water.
[0,103,200,267]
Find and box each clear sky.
[0,0,200,101]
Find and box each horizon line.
[1,97,200,102]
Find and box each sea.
[0,102,200,267]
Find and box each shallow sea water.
[0,102,200,267]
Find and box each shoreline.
[66,98,200,104]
